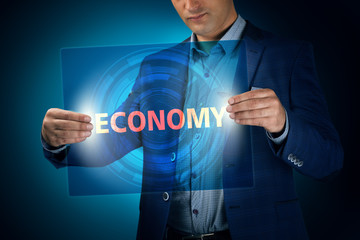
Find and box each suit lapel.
[242,22,265,89]
[222,22,266,189]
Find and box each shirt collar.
[190,14,246,56]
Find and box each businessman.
[41,0,343,239]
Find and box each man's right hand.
[41,108,93,148]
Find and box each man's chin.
[186,21,209,32]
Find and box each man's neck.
[196,14,238,42]
[196,15,238,53]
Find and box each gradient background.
[1,0,359,239]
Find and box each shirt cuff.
[41,134,67,154]
[266,110,289,145]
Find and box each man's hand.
[41,108,93,147]
[226,89,286,134]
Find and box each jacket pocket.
[275,198,299,221]
[275,199,309,239]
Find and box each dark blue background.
[1,0,359,239]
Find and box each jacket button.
[171,152,176,162]
[162,192,169,202]
[288,154,296,162]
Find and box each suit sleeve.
[269,41,344,180]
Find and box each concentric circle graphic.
[90,46,166,188]
[75,43,237,192]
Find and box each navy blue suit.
[44,22,343,240]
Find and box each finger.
[47,108,91,122]
[49,136,88,146]
[64,137,88,145]
[53,129,92,139]
[71,137,88,144]
[229,108,273,120]
[228,89,275,105]
[234,117,269,127]
[226,97,276,113]
[52,119,93,131]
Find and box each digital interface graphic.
[62,41,253,196]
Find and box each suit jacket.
[44,22,343,240]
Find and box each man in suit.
[41,0,343,239]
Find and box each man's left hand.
[226,88,286,134]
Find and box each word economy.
[95,107,226,134]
